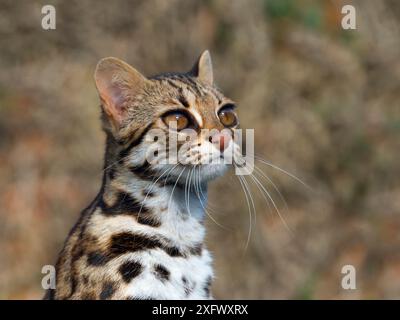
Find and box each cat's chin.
[195,163,229,182]
[173,163,229,185]
[150,162,229,186]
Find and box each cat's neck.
[97,167,208,248]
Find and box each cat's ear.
[190,50,213,85]
[94,57,148,127]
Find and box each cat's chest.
[121,248,213,299]
[84,188,213,299]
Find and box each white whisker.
[195,166,228,230]
[254,165,288,212]
[254,155,312,191]
[236,173,253,251]
[250,172,293,235]
[168,167,186,213]
[138,165,177,218]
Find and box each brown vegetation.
[0,0,399,299]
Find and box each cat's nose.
[211,132,231,152]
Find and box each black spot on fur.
[119,260,143,283]
[109,232,188,258]
[129,160,157,181]
[71,246,85,263]
[99,192,160,227]
[182,276,194,297]
[118,124,152,162]
[108,167,117,180]
[189,243,203,256]
[137,214,161,228]
[82,275,89,285]
[86,233,202,265]
[100,192,145,214]
[87,251,110,266]
[127,154,178,187]
[110,232,164,255]
[99,282,116,300]
[164,246,183,257]
[69,272,79,295]
[203,276,212,297]
[154,264,170,282]
[143,189,155,198]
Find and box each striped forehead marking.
[154,74,226,129]
[183,88,196,107]
[188,108,204,128]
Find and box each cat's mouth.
[127,135,241,185]
[147,161,230,186]
[142,141,236,184]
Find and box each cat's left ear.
[190,50,213,85]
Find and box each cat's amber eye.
[218,104,237,127]
[163,112,189,131]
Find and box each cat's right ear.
[94,57,148,128]
[189,50,213,85]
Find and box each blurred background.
[1,0,400,299]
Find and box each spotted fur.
[45,51,239,300]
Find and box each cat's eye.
[218,104,237,127]
[163,112,189,130]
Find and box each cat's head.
[94,51,240,185]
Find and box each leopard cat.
[44,51,240,300]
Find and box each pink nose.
[211,132,231,152]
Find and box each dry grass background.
[0,0,400,299]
